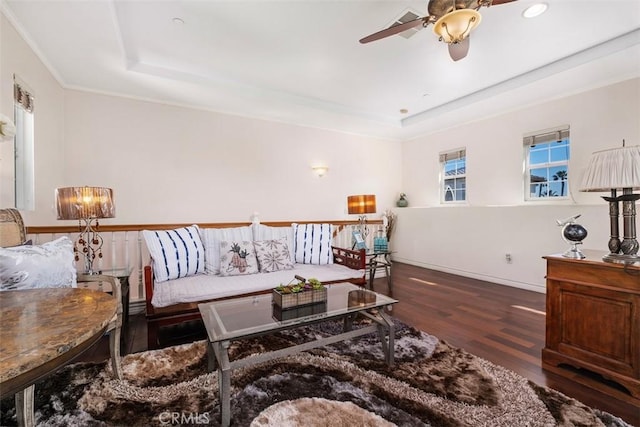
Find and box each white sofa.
[143,223,365,348]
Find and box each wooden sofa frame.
[144,246,366,349]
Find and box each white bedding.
[151,263,363,308]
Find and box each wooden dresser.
[542,251,640,399]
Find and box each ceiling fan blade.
[489,0,518,5]
[448,37,470,61]
[359,18,427,44]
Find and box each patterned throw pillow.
[219,240,259,276]
[0,236,77,290]
[142,225,205,283]
[253,238,294,273]
[292,223,334,265]
[199,226,252,275]
[251,224,295,263]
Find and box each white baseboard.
[392,257,546,294]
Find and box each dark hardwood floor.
[80,262,639,426]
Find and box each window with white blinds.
[524,125,570,200]
[440,148,466,203]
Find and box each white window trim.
[523,125,570,202]
[440,148,466,204]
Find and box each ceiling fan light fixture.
[433,9,482,44]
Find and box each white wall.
[0,13,66,215]
[60,90,401,225]
[396,78,640,292]
[1,9,401,226]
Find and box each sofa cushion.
[143,226,205,283]
[151,263,362,308]
[0,236,77,290]
[252,224,295,263]
[219,240,259,276]
[200,226,252,275]
[292,223,333,265]
[254,238,294,273]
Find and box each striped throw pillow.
[143,225,205,283]
[292,223,333,265]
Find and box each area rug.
[0,319,632,427]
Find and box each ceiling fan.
[359,0,517,61]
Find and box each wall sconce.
[312,166,329,177]
[55,186,115,274]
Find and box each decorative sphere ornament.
[563,224,588,243]
[556,214,587,259]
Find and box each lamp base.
[602,253,640,265]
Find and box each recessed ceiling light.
[522,3,548,18]
[172,17,185,25]
[399,109,408,114]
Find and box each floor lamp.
[347,194,377,241]
[580,142,640,264]
[56,186,115,274]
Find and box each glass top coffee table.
[198,282,398,427]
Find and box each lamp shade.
[347,194,377,215]
[580,145,640,192]
[56,187,115,220]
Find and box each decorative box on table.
[272,286,327,308]
[272,276,327,309]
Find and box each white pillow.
[252,224,295,263]
[142,225,205,283]
[292,223,334,265]
[0,236,77,290]
[253,238,294,273]
[199,226,252,275]
[219,240,259,276]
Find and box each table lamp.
[580,141,640,263]
[55,186,115,274]
[347,194,376,239]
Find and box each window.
[524,126,570,200]
[440,149,466,203]
[14,78,35,210]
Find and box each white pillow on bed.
[199,226,253,275]
[252,224,295,263]
[143,225,205,283]
[0,237,77,290]
[219,240,259,276]
[292,223,334,265]
[253,238,294,273]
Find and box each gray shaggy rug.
[0,319,633,427]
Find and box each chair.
[0,208,123,427]
[0,208,27,247]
